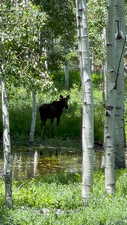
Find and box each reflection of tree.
[12,151,40,179]
[33,151,39,176]
[13,153,23,179]
[22,152,32,178]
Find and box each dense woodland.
[0,0,127,224]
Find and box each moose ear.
[60,95,63,99]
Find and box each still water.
[0,148,104,180]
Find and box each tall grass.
[0,76,104,144]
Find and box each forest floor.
[0,169,127,225]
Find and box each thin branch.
[114,36,126,89]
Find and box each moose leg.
[56,116,61,126]
[48,118,54,137]
[40,119,47,138]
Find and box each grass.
[0,170,127,224]
[0,83,104,146]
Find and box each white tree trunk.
[76,0,94,203]
[29,91,37,143]
[113,0,125,168]
[75,0,83,81]
[64,62,69,90]
[42,46,48,71]
[104,0,116,194]
[1,78,12,208]
[23,0,29,7]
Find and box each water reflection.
[0,149,104,180]
[33,151,39,176]
[12,151,41,179]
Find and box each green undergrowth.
[0,84,104,145]
[0,170,127,224]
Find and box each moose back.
[39,95,70,127]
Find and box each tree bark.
[64,61,69,90]
[29,91,37,143]
[104,0,116,194]
[113,0,125,168]
[75,0,83,82]
[76,0,94,204]
[1,78,13,208]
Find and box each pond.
[0,147,104,180]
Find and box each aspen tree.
[104,0,116,194]
[114,0,125,168]
[76,0,94,203]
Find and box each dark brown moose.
[39,95,70,135]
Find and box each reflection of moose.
[39,95,70,135]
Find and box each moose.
[39,95,70,135]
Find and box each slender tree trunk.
[113,0,125,168]
[102,27,107,104]
[42,46,48,71]
[104,0,116,194]
[76,0,94,204]
[64,61,69,90]
[39,29,48,72]
[75,0,83,81]
[1,78,12,208]
[23,0,29,7]
[29,91,37,143]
